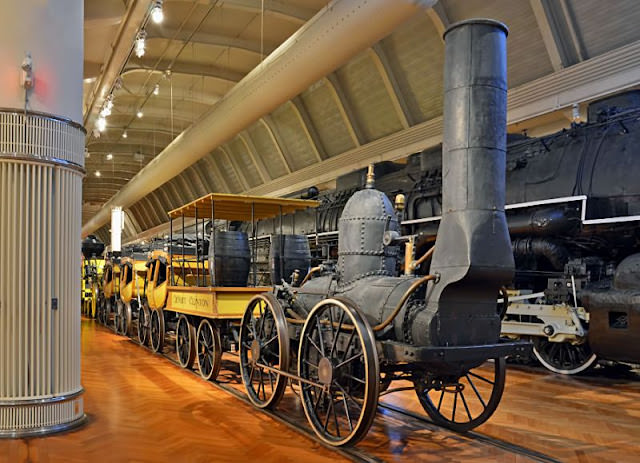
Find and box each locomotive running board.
[378,340,532,364]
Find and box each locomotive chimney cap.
[443,18,508,40]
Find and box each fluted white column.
[0,1,85,437]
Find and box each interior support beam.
[219,146,251,191]
[259,117,292,173]
[323,76,365,147]
[288,98,326,161]
[206,156,233,193]
[426,2,449,43]
[368,45,413,129]
[237,134,271,182]
[529,0,564,71]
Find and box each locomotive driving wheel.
[137,304,150,346]
[413,358,506,432]
[239,293,290,409]
[196,319,222,381]
[150,308,165,353]
[533,338,597,375]
[298,297,379,447]
[176,315,196,369]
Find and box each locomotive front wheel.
[196,319,222,381]
[150,308,165,353]
[176,315,196,369]
[533,338,597,375]
[298,297,380,447]
[239,293,290,409]
[137,305,150,346]
[413,357,506,432]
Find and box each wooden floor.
[2,319,639,462]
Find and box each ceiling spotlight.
[84,147,90,158]
[135,30,146,58]
[153,83,160,96]
[96,116,107,132]
[151,0,164,24]
[106,153,113,161]
[122,130,128,139]
[95,171,101,177]
[134,150,144,162]
[136,110,143,118]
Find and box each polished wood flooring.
[2,319,639,462]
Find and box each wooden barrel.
[209,231,250,287]
[269,234,311,286]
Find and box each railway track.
[111,324,560,463]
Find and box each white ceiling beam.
[426,2,449,43]
[323,75,365,147]
[219,146,251,191]
[259,117,292,174]
[237,133,271,182]
[529,0,564,71]
[288,98,325,162]
[369,45,413,129]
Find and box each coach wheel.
[176,315,196,369]
[138,305,150,346]
[150,308,165,353]
[197,319,222,381]
[239,293,290,409]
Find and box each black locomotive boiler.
[237,19,529,446]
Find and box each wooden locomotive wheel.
[298,297,379,447]
[176,315,196,369]
[137,305,150,346]
[239,293,290,409]
[533,338,598,375]
[196,319,222,381]
[413,358,506,432]
[150,308,165,353]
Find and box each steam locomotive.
[253,89,640,376]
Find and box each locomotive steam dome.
[337,183,399,284]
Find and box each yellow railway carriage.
[98,259,120,325]
[114,254,148,336]
[81,257,104,318]
[139,193,318,381]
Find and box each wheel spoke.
[315,315,326,356]
[331,395,341,437]
[342,373,365,385]
[452,391,458,422]
[340,330,356,364]
[336,352,363,369]
[465,374,487,408]
[468,371,494,385]
[437,389,445,412]
[323,397,333,433]
[329,310,345,358]
[459,389,473,421]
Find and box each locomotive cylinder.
[413,19,515,347]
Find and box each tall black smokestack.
[412,19,514,347]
